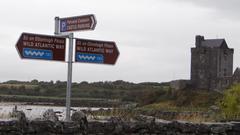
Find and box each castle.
[191,35,238,90]
[171,35,239,91]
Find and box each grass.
[172,89,222,108]
[0,113,11,119]
[141,101,207,112]
[85,107,215,123]
[0,84,38,89]
[134,88,224,122]
[0,94,123,107]
[86,108,137,121]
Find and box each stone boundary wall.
[1,118,240,135]
[0,120,85,135]
[88,119,240,135]
[0,110,240,135]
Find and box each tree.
[30,79,39,85]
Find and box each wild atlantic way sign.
[16,33,66,61]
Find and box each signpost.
[55,15,98,121]
[16,33,66,61]
[75,39,119,65]
[16,14,119,122]
[58,14,96,33]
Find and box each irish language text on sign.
[60,14,96,33]
[75,38,119,65]
[16,33,66,61]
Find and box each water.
[0,102,108,121]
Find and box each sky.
[0,0,240,83]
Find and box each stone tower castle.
[191,35,234,90]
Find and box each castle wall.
[191,45,233,90]
[217,48,233,78]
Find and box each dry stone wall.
[88,120,240,135]
[0,111,240,135]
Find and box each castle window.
[224,50,227,55]
[219,56,221,72]
[224,69,227,76]
[224,50,228,61]
[201,49,207,54]
[203,49,207,54]
[225,80,228,84]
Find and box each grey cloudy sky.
[0,0,240,83]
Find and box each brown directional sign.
[75,38,119,65]
[16,33,66,61]
[60,14,97,32]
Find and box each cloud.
[169,0,240,21]
[0,0,239,83]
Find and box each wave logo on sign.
[76,53,104,63]
[23,48,53,60]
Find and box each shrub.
[219,84,240,119]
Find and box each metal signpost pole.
[54,17,73,121]
[54,17,60,35]
[66,33,73,121]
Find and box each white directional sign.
[59,14,97,32]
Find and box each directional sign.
[16,33,66,61]
[59,14,96,33]
[75,39,119,65]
